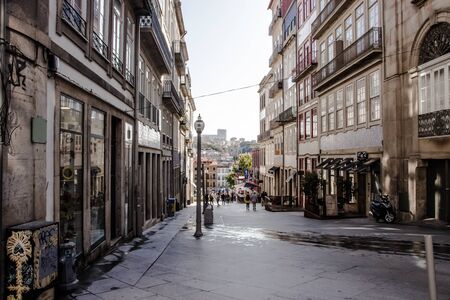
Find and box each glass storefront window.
[90,109,105,246]
[60,95,84,255]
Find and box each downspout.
[0,0,6,297]
[281,45,285,207]
[133,17,141,236]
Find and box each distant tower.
[217,129,227,141]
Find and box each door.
[110,117,122,239]
[427,160,450,222]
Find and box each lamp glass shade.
[194,118,204,134]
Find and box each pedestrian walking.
[244,192,250,211]
[261,190,267,207]
[216,192,220,206]
[251,191,258,211]
[221,192,226,205]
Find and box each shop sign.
[357,151,368,161]
[138,121,160,149]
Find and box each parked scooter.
[370,194,395,223]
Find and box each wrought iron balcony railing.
[292,51,318,82]
[180,72,191,98]
[139,93,145,116]
[269,43,282,66]
[269,80,283,98]
[112,52,123,73]
[62,0,86,37]
[418,109,450,137]
[311,0,344,38]
[312,27,382,90]
[92,31,108,58]
[257,130,272,142]
[270,118,281,130]
[125,68,135,86]
[163,80,184,116]
[140,3,172,74]
[278,106,297,123]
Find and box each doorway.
[427,160,450,223]
[110,117,122,240]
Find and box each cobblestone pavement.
[62,203,450,300]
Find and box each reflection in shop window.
[90,109,105,246]
[60,95,84,255]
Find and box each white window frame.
[356,78,367,124]
[369,70,381,121]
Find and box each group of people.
[207,189,269,212]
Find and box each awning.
[352,158,380,173]
[268,166,280,173]
[316,158,334,169]
[326,158,343,170]
[335,158,353,170]
[244,181,260,189]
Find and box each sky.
[183,0,272,141]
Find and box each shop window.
[60,95,84,255]
[90,109,106,246]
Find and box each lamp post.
[194,115,205,238]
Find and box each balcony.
[140,4,172,75]
[125,68,135,86]
[312,27,382,91]
[180,72,191,98]
[93,31,108,58]
[268,7,282,34]
[62,0,86,37]
[270,118,281,130]
[269,43,282,66]
[257,130,272,143]
[162,80,184,116]
[112,52,123,73]
[292,51,318,82]
[311,0,352,39]
[278,106,297,123]
[173,40,188,75]
[418,109,450,138]
[268,80,283,98]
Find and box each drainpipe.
[281,46,285,207]
[0,0,6,297]
[133,18,141,236]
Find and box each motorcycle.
[369,194,395,223]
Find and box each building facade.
[0,0,195,295]
[383,0,450,223]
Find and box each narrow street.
[65,204,450,300]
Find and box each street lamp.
[194,115,205,238]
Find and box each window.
[125,17,135,84]
[335,25,342,41]
[327,34,334,62]
[355,4,365,39]
[299,82,304,105]
[298,2,304,26]
[369,70,380,121]
[320,42,327,67]
[305,110,311,139]
[328,94,335,131]
[312,108,318,137]
[321,98,327,132]
[369,0,379,28]
[434,67,446,111]
[319,0,327,11]
[305,77,311,101]
[112,0,123,72]
[336,89,344,128]
[345,15,353,46]
[60,95,84,255]
[356,78,366,124]
[346,84,354,126]
[90,109,105,246]
[419,73,431,114]
[93,0,107,55]
[139,56,145,95]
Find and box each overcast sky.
[183,0,272,141]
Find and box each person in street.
[221,192,226,205]
[216,192,220,206]
[251,191,258,211]
[244,192,250,211]
[261,190,267,207]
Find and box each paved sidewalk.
[61,205,195,300]
[61,203,450,300]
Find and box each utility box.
[5,221,58,299]
[204,205,214,225]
